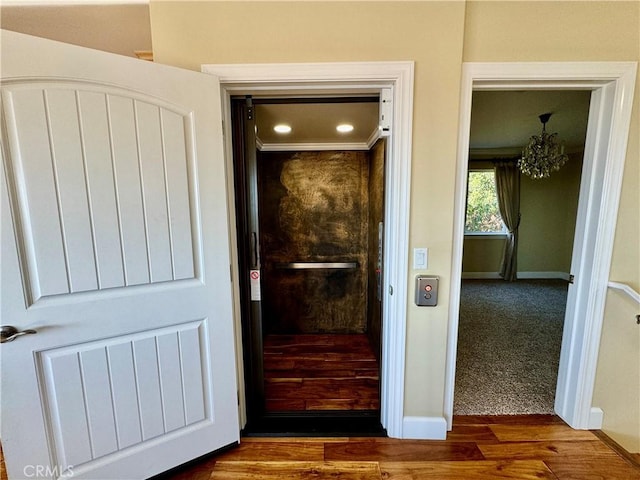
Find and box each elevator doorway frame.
[232,97,385,432]
[202,62,414,438]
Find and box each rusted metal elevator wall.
[258,151,369,333]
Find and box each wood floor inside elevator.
[263,334,380,412]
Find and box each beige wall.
[463,153,582,274]
[0,4,152,58]
[462,1,639,63]
[593,289,640,452]
[462,236,504,273]
[150,0,467,419]
[150,0,639,447]
[518,153,582,273]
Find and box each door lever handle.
[1,325,37,343]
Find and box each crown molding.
[255,126,381,152]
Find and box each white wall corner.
[589,407,604,430]
[402,416,447,440]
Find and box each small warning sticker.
[250,269,261,301]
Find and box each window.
[465,170,507,235]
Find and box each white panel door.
[0,30,239,479]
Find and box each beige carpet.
[454,279,567,415]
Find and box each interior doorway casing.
[447,62,637,430]
[201,62,414,438]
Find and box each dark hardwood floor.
[2,416,639,479]
[162,415,640,480]
[3,335,637,479]
[263,334,380,412]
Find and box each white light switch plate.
[413,247,428,269]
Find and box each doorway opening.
[455,90,591,415]
[445,62,637,432]
[231,96,386,435]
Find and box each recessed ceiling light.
[274,124,292,134]
[336,124,354,133]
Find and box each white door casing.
[201,62,415,438]
[446,62,637,430]
[1,30,239,479]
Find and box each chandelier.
[518,113,569,179]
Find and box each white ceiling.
[255,101,380,149]
[469,90,592,157]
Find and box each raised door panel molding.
[37,320,211,475]
[1,81,199,305]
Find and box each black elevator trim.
[231,95,384,435]
[242,411,386,437]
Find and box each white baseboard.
[461,272,502,279]
[519,271,571,280]
[461,271,570,280]
[402,416,447,440]
[589,407,604,429]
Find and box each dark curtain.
[494,162,521,281]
